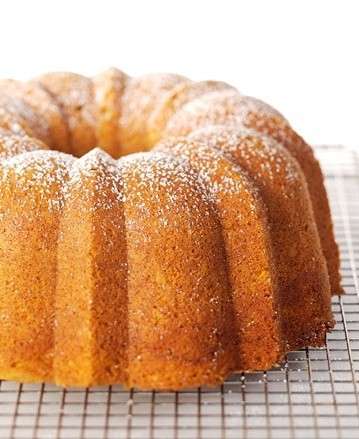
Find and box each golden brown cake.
[147,80,235,146]
[0,79,69,151]
[0,68,340,390]
[37,72,97,157]
[117,73,189,154]
[93,68,129,158]
[164,90,341,295]
[156,132,333,351]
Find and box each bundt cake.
[0,68,340,390]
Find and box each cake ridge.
[188,125,334,348]
[155,136,285,369]
[163,89,341,294]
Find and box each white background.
[0,0,358,148]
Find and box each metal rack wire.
[0,145,358,439]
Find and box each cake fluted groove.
[189,126,334,348]
[155,138,285,370]
[163,90,340,294]
[118,152,236,389]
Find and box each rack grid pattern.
[0,145,358,439]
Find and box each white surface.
[0,0,358,148]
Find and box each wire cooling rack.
[0,145,358,439]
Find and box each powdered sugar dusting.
[0,71,297,218]
[0,150,74,211]
[66,148,123,210]
[0,129,48,158]
[189,125,301,188]
[148,80,236,146]
[0,79,68,148]
[0,90,51,145]
[164,90,286,139]
[155,137,260,214]
[238,95,285,120]
[118,151,219,229]
[164,90,242,137]
[0,105,33,137]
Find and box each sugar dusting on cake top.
[0,75,298,219]
[148,80,236,144]
[155,136,261,213]
[118,151,216,229]
[0,150,74,211]
[164,90,286,138]
[66,148,123,211]
[0,129,48,158]
[0,91,51,144]
[189,125,301,188]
